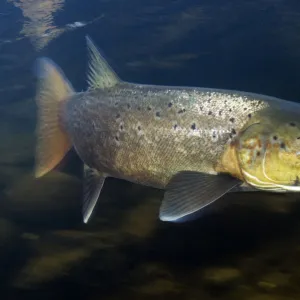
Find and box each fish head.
[236,110,300,192]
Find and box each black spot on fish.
[212,131,216,138]
[115,136,119,141]
[208,111,212,115]
[248,113,252,118]
[289,122,296,127]
[231,128,236,135]
[173,124,178,130]
[273,135,278,141]
[178,109,186,114]
[156,111,161,117]
[168,102,173,108]
[120,125,124,130]
[138,126,141,131]
[219,110,222,116]
[280,142,286,149]
[229,117,235,123]
[191,123,196,130]
[147,106,152,111]
[116,113,120,119]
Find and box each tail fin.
[34,57,75,178]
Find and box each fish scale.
[64,83,268,188]
[34,35,300,224]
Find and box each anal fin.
[83,164,106,223]
[159,171,241,222]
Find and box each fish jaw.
[234,110,300,192]
[215,140,244,181]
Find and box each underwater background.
[1,0,300,299]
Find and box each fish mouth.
[241,169,285,192]
[261,150,300,192]
[273,185,300,192]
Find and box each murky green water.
[1,0,300,299]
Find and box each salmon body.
[63,84,271,187]
[34,36,300,224]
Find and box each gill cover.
[236,119,300,192]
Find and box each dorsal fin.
[86,35,121,89]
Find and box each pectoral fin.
[159,171,241,222]
[83,164,106,223]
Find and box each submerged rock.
[13,228,125,289]
[14,246,92,288]
[257,271,291,291]
[203,267,242,287]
